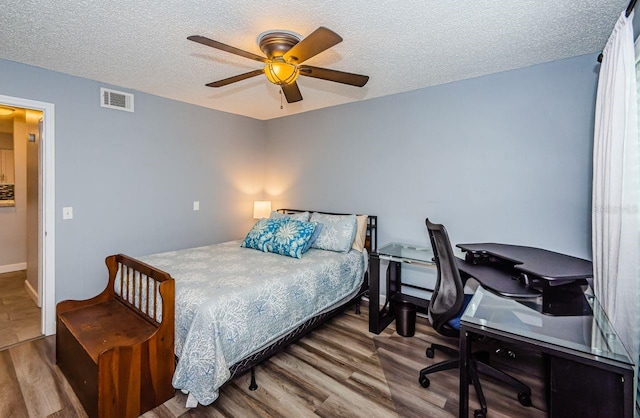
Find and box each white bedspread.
[139,240,365,405]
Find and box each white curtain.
[592,10,640,366]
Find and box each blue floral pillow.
[241,218,285,251]
[263,219,317,259]
[310,213,357,253]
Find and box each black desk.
[457,243,593,285]
[455,257,541,298]
[368,243,434,334]
[459,287,634,418]
[455,244,631,417]
[369,242,561,333]
[457,243,598,316]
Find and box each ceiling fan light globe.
[264,61,299,86]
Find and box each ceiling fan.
[187,27,369,104]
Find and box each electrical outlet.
[62,207,73,220]
[193,201,200,211]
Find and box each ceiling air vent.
[100,88,134,112]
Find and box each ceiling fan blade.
[281,82,303,103]
[188,35,267,63]
[205,69,264,87]
[283,27,342,64]
[299,65,369,87]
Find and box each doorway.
[0,94,55,346]
[0,105,42,348]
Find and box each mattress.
[139,240,366,405]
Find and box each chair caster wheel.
[426,347,435,358]
[518,392,532,407]
[474,409,486,418]
[419,375,430,388]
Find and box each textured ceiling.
[0,0,628,120]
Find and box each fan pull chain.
[279,89,283,109]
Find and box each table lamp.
[253,200,272,219]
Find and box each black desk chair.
[419,219,531,418]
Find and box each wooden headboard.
[278,209,378,253]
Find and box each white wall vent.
[100,88,134,112]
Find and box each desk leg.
[369,255,382,333]
[388,260,401,297]
[368,255,396,334]
[459,329,470,418]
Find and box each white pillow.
[310,212,357,253]
[352,215,368,252]
[269,210,310,222]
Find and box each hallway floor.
[0,271,41,351]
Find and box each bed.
[136,209,377,406]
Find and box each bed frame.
[226,209,377,390]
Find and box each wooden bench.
[56,254,175,418]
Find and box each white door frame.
[0,94,55,335]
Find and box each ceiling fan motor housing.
[258,31,300,59]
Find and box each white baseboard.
[24,279,40,307]
[0,262,27,274]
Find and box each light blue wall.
[0,59,265,301]
[265,53,599,261]
[0,52,599,302]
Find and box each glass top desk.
[459,287,634,417]
[376,242,435,265]
[369,242,435,334]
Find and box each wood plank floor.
[1,303,546,417]
[0,271,41,351]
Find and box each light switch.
[193,201,200,211]
[62,207,73,220]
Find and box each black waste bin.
[394,301,417,337]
